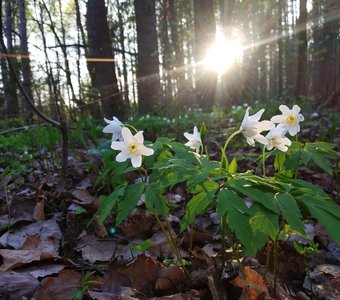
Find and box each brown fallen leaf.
[33,200,45,221]
[118,253,163,295]
[230,266,269,300]
[71,189,99,208]
[0,249,57,271]
[0,271,40,300]
[0,219,62,251]
[155,266,187,292]
[33,269,82,300]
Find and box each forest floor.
[0,115,340,300]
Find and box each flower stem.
[222,129,242,153]
[124,123,138,133]
[152,210,189,277]
[262,146,266,177]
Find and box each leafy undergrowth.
[0,110,340,300]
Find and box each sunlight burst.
[204,32,243,75]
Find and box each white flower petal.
[288,125,300,136]
[277,144,288,152]
[116,152,129,162]
[266,144,274,151]
[111,141,126,151]
[140,146,154,156]
[240,107,250,129]
[131,155,142,168]
[184,132,193,140]
[135,131,144,144]
[292,105,301,114]
[279,105,290,115]
[299,114,304,122]
[250,108,265,122]
[254,134,269,145]
[245,136,255,147]
[121,127,133,142]
[104,118,111,124]
[257,120,274,132]
[271,115,286,124]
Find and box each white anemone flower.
[271,105,304,136]
[103,116,124,141]
[266,126,292,152]
[240,107,274,146]
[111,127,154,168]
[184,126,202,153]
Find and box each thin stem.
[273,234,280,298]
[152,210,189,277]
[264,240,271,279]
[222,129,242,153]
[124,123,138,134]
[262,146,266,177]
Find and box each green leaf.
[308,150,333,174]
[221,148,229,170]
[249,205,279,240]
[228,179,278,213]
[116,183,146,225]
[180,189,216,232]
[145,186,169,217]
[274,153,286,171]
[97,186,125,224]
[217,189,256,255]
[228,157,237,174]
[275,193,305,234]
[131,239,152,253]
[299,195,340,244]
[284,150,301,170]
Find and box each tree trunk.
[86,0,125,119]
[134,0,161,115]
[193,0,216,110]
[296,0,308,98]
[18,0,33,122]
[4,0,19,118]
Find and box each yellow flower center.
[128,142,139,155]
[286,115,296,126]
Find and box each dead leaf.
[0,271,40,300]
[155,266,187,292]
[33,269,82,300]
[118,253,163,294]
[0,219,62,251]
[76,234,117,263]
[33,200,45,221]
[16,263,66,279]
[71,189,99,208]
[230,266,269,300]
[0,249,57,271]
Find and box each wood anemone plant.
[0,0,68,178]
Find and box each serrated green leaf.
[116,183,145,225]
[284,150,301,170]
[98,186,125,224]
[309,150,333,174]
[180,189,216,232]
[249,205,279,240]
[145,186,169,217]
[274,153,286,171]
[275,193,305,234]
[228,179,278,212]
[299,196,340,244]
[228,157,237,174]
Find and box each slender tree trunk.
[74,0,101,118]
[134,0,161,115]
[18,0,33,122]
[193,0,216,110]
[86,0,125,119]
[116,0,130,107]
[4,0,19,118]
[277,1,284,98]
[296,0,308,98]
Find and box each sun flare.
[204,32,243,75]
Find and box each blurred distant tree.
[86,0,125,118]
[3,0,18,118]
[296,0,308,98]
[134,0,161,115]
[193,0,216,110]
